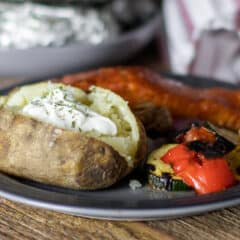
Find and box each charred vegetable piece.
[206,122,239,145]
[226,146,240,181]
[162,144,237,194]
[147,144,178,176]
[148,173,191,191]
[132,102,172,135]
[146,144,191,191]
[176,123,236,158]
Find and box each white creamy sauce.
[21,86,117,136]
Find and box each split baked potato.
[0,82,147,190]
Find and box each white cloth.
[164,0,240,83]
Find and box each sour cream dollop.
[21,86,117,136]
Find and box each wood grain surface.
[0,198,173,240]
[0,198,239,240]
[0,44,239,240]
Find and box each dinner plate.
[0,74,239,221]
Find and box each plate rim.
[0,175,239,220]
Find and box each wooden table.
[0,43,239,240]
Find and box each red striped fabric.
[163,0,240,83]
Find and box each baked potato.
[0,82,147,190]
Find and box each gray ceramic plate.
[0,74,239,221]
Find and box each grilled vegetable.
[132,102,172,135]
[206,122,239,145]
[176,122,236,158]
[147,122,237,194]
[146,144,191,191]
[148,173,191,191]
[226,146,240,181]
[162,144,236,194]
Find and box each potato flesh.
[4,82,87,110]
[88,86,139,162]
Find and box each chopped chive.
[71,121,76,128]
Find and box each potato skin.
[0,109,131,190]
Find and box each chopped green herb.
[71,121,76,128]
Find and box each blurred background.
[0,0,239,83]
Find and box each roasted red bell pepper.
[161,144,236,194]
